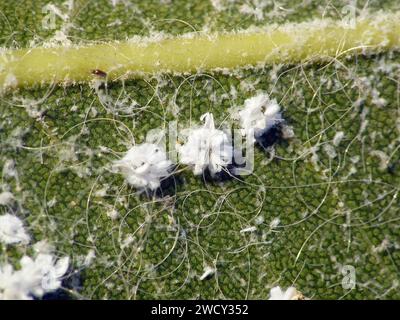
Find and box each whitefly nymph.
[113,143,173,190]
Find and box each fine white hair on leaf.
[83,249,96,267]
[237,92,283,142]
[333,131,345,146]
[281,124,295,139]
[199,266,215,280]
[113,143,173,190]
[110,0,121,7]
[0,253,69,300]
[269,217,280,229]
[178,112,233,176]
[0,191,14,206]
[323,143,337,159]
[240,226,257,233]
[370,150,390,171]
[0,213,30,245]
[268,286,303,300]
[33,240,54,254]
[2,159,17,178]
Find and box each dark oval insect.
[91,69,107,78]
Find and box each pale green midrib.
[1,12,400,88]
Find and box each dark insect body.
[91,69,107,77]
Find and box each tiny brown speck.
[92,69,107,77]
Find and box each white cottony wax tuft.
[268,286,303,300]
[0,253,69,300]
[0,213,30,245]
[238,92,283,142]
[114,143,173,190]
[178,112,233,175]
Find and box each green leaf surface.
[1,0,400,299]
